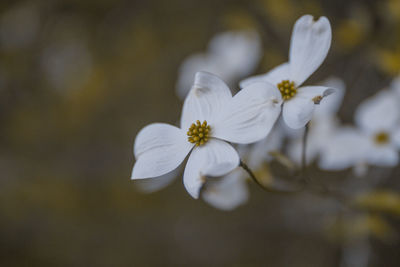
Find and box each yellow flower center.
[187,120,211,146]
[374,131,390,145]
[277,80,297,100]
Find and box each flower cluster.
[131,14,400,211]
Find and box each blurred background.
[0,0,400,265]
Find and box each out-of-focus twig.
[301,123,309,180]
[240,159,304,195]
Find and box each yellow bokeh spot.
[377,49,400,75]
[336,19,365,50]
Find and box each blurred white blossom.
[319,126,368,170]
[202,168,249,211]
[320,89,400,170]
[353,90,400,166]
[176,31,261,99]
[241,15,333,129]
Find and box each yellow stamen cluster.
[277,80,297,100]
[187,120,211,146]
[374,131,390,145]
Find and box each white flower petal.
[278,116,304,138]
[176,31,262,99]
[175,53,222,99]
[355,90,400,134]
[131,123,193,179]
[392,127,400,148]
[135,167,180,193]
[239,62,290,88]
[314,76,346,118]
[208,31,262,79]
[353,163,369,177]
[318,127,369,170]
[282,86,333,129]
[282,98,314,129]
[390,75,400,97]
[183,139,239,198]
[289,15,332,85]
[365,145,399,167]
[180,71,232,130]
[202,168,249,211]
[212,82,282,144]
[298,85,334,100]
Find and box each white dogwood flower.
[241,15,333,129]
[131,71,281,198]
[176,30,261,99]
